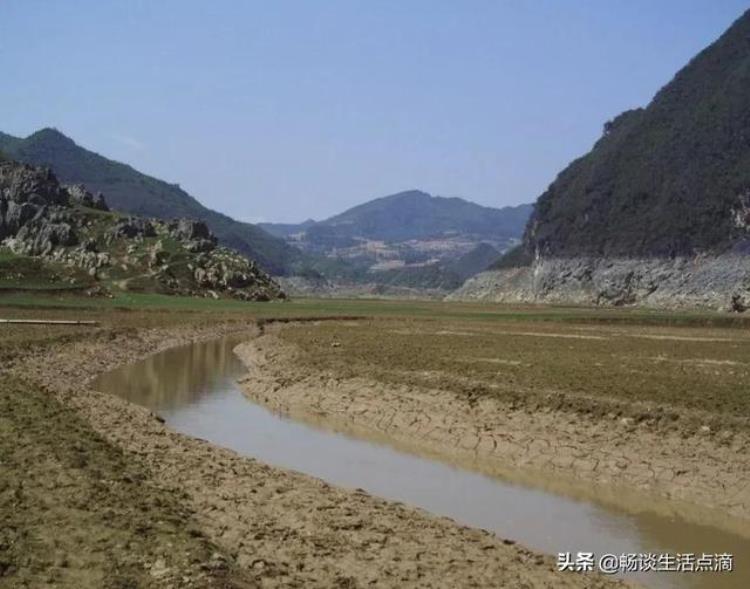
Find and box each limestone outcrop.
[448,255,750,312]
[0,160,284,301]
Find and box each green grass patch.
[0,252,93,290]
[1,289,749,329]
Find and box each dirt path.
[235,332,750,533]
[5,320,626,588]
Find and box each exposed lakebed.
[92,335,749,589]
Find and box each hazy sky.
[1,1,747,222]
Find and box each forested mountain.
[457,11,750,310]
[261,190,530,291]
[517,10,750,261]
[261,190,531,244]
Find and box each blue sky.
[1,1,747,222]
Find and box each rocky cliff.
[449,255,750,312]
[0,160,284,301]
[453,11,750,311]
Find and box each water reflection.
[94,335,248,411]
[92,336,748,589]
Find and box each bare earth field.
[0,302,630,589]
[239,317,750,530]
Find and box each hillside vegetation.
[262,191,529,291]
[262,190,531,243]
[519,10,750,260]
[0,129,302,274]
[0,160,284,301]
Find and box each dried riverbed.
[3,315,625,588]
[238,321,750,529]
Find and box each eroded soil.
[1,309,625,588]
[236,319,750,529]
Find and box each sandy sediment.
[7,321,626,588]
[235,332,750,533]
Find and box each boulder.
[184,238,215,253]
[731,293,748,313]
[169,219,215,242]
[108,217,156,240]
[13,218,78,255]
[64,184,109,211]
[80,238,98,253]
[149,241,170,267]
[3,200,40,233]
[0,161,67,206]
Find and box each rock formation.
[0,160,284,301]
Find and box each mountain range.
[261,191,530,244]
[6,11,750,307]
[261,191,531,291]
[1,129,531,291]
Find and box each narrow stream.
[92,335,748,589]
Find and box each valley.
[3,4,750,588]
[261,191,531,294]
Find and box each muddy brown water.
[92,335,749,588]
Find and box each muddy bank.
[235,331,750,532]
[0,371,251,589]
[5,319,624,588]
